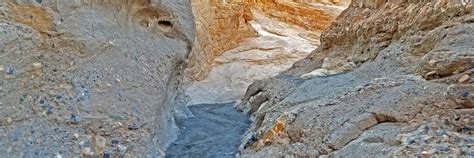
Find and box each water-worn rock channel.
[166,103,250,158]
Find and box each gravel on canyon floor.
[166,103,250,158]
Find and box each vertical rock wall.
[244,0,349,31]
[187,0,349,81]
[187,0,257,81]
[0,0,195,157]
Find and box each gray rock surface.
[166,103,250,158]
[0,0,195,157]
[236,1,474,157]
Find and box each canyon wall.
[0,0,195,157]
[186,0,349,105]
[187,0,257,81]
[244,0,349,31]
[187,0,349,81]
[238,0,473,157]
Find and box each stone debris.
[5,65,16,74]
[459,74,471,83]
[236,0,474,157]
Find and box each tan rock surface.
[187,0,349,81]
[187,0,257,81]
[186,12,320,105]
[244,0,349,31]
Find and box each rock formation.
[237,0,473,157]
[187,0,257,81]
[0,0,195,157]
[186,12,321,105]
[186,0,350,81]
[1,0,472,157]
[244,0,349,31]
[186,0,348,105]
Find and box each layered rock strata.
[186,0,348,105]
[244,0,349,31]
[237,0,474,157]
[187,0,257,81]
[186,12,321,105]
[187,0,349,81]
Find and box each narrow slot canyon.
[0,0,473,157]
[169,2,347,156]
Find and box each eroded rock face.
[187,0,257,81]
[0,0,195,157]
[186,1,347,105]
[244,0,349,31]
[187,0,350,81]
[186,12,321,105]
[237,0,473,157]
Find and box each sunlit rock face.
[186,12,321,105]
[244,0,349,31]
[237,0,473,157]
[187,0,349,81]
[0,0,195,157]
[187,0,257,81]
[186,1,347,105]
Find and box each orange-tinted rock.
[244,0,348,31]
[187,1,257,81]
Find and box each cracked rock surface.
[237,0,474,157]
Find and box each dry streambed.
[166,103,250,158]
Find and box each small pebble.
[407,138,416,144]
[81,147,93,156]
[71,114,82,124]
[128,124,141,130]
[73,133,80,140]
[462,91,470,97]
[5,65,16,74]
[112,140,119,145]
[32,62,42,68]
[118,144,127,152]
[421,151,430,156]
[55,153,62,158]
[7,117,12,124]
[47,106,54,114]
[438,145,449,152]
[437,129,447,136]
[103,153,111,158]
[428,60,438,65]
[458,75,470,83]
[55,94,63,100]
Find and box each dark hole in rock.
[158,20,173,32]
